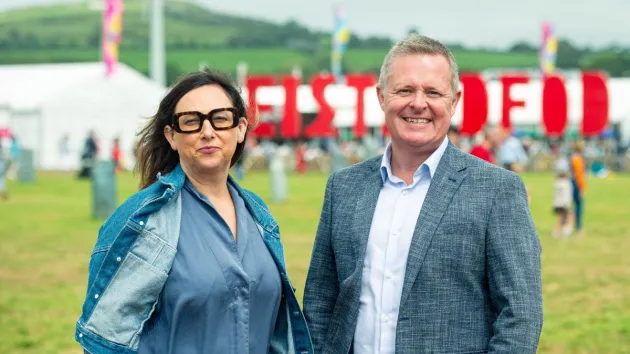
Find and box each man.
[469,131,495,164]
[303,35,543,354]
[492,126,528,172]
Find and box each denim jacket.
[75,164,313,354]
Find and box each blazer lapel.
[351,157,384,270]
[399,143,468,307]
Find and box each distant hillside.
[0,0,327,50]
[1,1,627,80]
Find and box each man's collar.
[380,136,449,183]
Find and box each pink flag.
[103,0,123,77]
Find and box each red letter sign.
[280,75,301,139]
[346,74,377,138]
[460,73,488,136]
[246,75,276,137]
[582,72,609,137]
[542,75,568,136]
[304,73,336,138]
[500,74,529,130]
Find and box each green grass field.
[0,171,629,353]
[0,48,538,76]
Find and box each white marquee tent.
[0,62,167,170]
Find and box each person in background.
[492,126,528,172]
[75,69,313,354]
[78,131,98,179]
[295,139,308,174]
[111,136,123,174]
[8,135,21,180]
[0,144,9,200]
[447,124,460,148]
[469,131,494,164]
[552,162,573,238]
[570,140,587,237]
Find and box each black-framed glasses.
[172,107,239,133]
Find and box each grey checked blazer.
[304,142,543,354]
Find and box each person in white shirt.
[553,164,573,238]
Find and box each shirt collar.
[380,136,449,184]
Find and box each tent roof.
[0,62,164,111]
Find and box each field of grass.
[0,171,629,353]
[0,48,310,74]
[0,47,539,78]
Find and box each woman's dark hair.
[135,69,253,189]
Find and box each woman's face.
[164,84,247,177]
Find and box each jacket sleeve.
[303,173,339,354]
[487,172,543,353]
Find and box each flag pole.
[150,0,166,86]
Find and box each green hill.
[0,0,542,82]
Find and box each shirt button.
[386,272,393,279]
[79,333,83,338]
[116,257,122,262]
[382,315,389,322]
[402,189,409,195]
[94,294,99,299]
[139,221,144,226]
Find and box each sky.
[2,0,630,49]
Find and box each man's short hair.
[378,34,459,95]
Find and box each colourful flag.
[103,0,124,77]
[331,6,350,84]
[540,22,557,74]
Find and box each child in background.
[553,163,573,238]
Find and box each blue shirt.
[354,137,448,354]
[497,136,528,166]
[138,179,282,354]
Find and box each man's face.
[377,53,461,155]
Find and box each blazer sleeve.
[303,172,340,354]
[486,172,543,353]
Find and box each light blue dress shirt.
[353,137,448,354]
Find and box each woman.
[75,70,313,354]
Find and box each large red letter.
[246,75,276,137]
[460,73,488,136]
[582,72,609,137]
[542,75,568,137]
[304,73,336,138]
[346,74,377,138]
[500,74,529,130]
[280,75,301,139]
